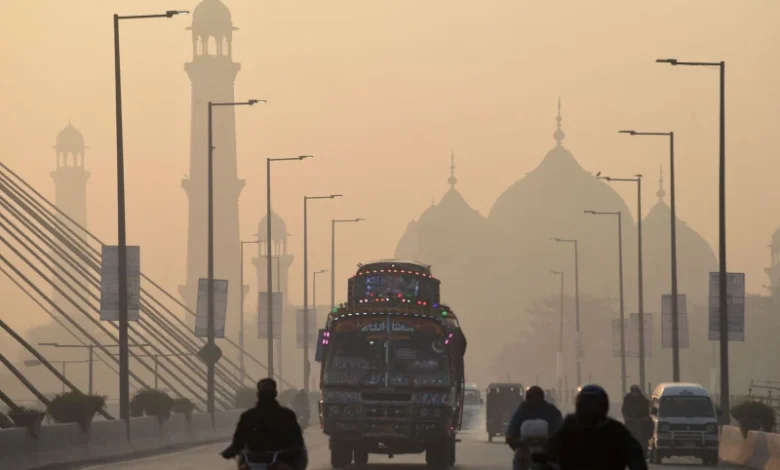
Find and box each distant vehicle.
[485,383,524,443]
[649,383,719,466]
[317,260,468,469]
[461,384,484,431]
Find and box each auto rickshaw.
[485,382,524,443]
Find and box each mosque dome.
[257,210,288,242]
[191,0,236,36]
[642,167,717,310]
[55,123,85,155]
[487,100,636,299]
[395,153,487,264]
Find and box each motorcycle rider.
[543,384,648,470]
[221,378,308,470]
[506,386,563,470]
[622,384,651,454]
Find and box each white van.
[461,383,484,431]
[649,383,719,466]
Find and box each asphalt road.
[78,429,738,470]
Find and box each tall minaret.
[179,0,244,332]
[51,122,90,326]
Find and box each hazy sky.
[1,0,779,335]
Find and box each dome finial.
[553,97,565,145]
[657,165,666,200]
[448,151,458,189]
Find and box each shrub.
[172,398,195,418]
[47,392,105,430]
[731,400,776,434]
[130,389,174,421]
[234,387,256,409]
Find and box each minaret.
[179,0,244,332]
[252,212,294,306]
[51,122,90,326]
[448,152,458,189]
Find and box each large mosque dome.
[487,101,637,300]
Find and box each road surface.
[79,429,738,470]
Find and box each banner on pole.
[628,312,653,358]
[296,308,319,348]
[708,272,746,341]
[661,294,689,349]
[611,319,628,358]
[194,278,229,338]
[257,292,283,339]
[99,246,141,321]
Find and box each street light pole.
[330,218,366,309]
[266,157,312,379]
[656,57,729,421]
[551,270,564,395]
[207,99,262,414]
[240,239,260,385]
[551,238,581,386]
[619,130,679,381]
[584,210,627,395]
[313,269,327,392]
[598,173,646,388]
[303,195,342,391]
[113,8,187,425]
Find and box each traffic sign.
[197,343,222,365]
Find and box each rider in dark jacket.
[506,386,563,448]
[221,378,307,469]
[622,384,651,453]
[545,384,647,470]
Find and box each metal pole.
[113,13,130,427]
[207,101,216,415]
[669,132,680,381]
[303,198,310,391]
[88,345,94,395]
[574,241,581,386]
[312,272,317,392]
[559,271,564,396]
[331,219,335,310]
[617,212,627,396]
[62,362,66,394]
[718,61,729,423]
[277,255,282,388]
[239,242,245,384]
[154,355,159,389]
[637,177,646,389]
[266,158,274,378]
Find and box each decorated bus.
[316,260,467,469]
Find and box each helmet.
[525,385,545,403]
[575,384,609,428]
[630,384,641,394]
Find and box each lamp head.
[356,218,365,222]
[330,194,343,199]
[298,155,313,160]
[618,130,637,135]
[584,210,596,215]
[656,58,678,65]
[165,10,189,17]
[248,99,266,105]
[550,237,561,242]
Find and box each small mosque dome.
[55,123,85,154]
[257,210,288,242]
[191,0,236,36]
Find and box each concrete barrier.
[128,416,163,453]
[0,409,244,470]
[719,424,780,470]
[0,427,37,469]
[35,423,87,468]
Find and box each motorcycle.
[235,449,296,470]
[514,420,550,470]
[530,452,561,470]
